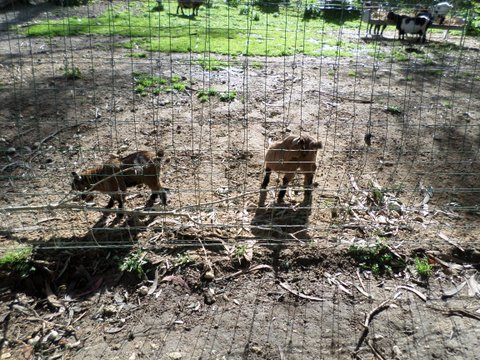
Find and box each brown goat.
[71,150,168,212]
[177,0,205,17]
[260,135,322,204]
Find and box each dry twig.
[279,282,324,302]
[354,299,392,355]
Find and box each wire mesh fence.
[0,0,479,251]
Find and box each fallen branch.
[396,285,427,302]
[216,264,274,281]
[367,339,387,360]
[279,282,324,302]
[354,299,392,354]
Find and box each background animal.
[71,150,168,213]
[363,6,389,36]
[387,11,432,43]
[260,134,322,205]
[177,0,205,17]
[430,2,453,25]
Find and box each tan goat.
[260,134,322,204]
[71,150,168,213]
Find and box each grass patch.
[64,66,81,79]
[348,241,405,276]
[0,247,34,277]
[128,52,147,58]
[414,256,432,277]
[220,90,237,102]
[23,1,359,57]
[119,249,147,277]
[196,58,229,71]
[197,88,218,102]
[391,49,409,62]
[133,72,186,96]
[386,106,402,115]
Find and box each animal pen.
[1,1,480,359]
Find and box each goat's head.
[292,136,323,150]
[71,172,93,201]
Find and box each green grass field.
[23,0,363,57]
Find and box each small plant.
[348,241,405,276]
[197,88,218,102]
[386,106,402,115]
[250,61,263,69]
[347,69,357,77]
[119,250,147,277]
[173,82,186,91]
[367,180,385,206]
[176,253,194,266]
[128,52,147,58]
[196,58,229,71]
[234,244,247,259]
[391,50,409,62]
[414,257,432,277]
[220,91,237,102]
[133,72,186,96]
[252,11,260,21]
[64,67,81,80]
[442,100,453,109]
[0,247,34,277]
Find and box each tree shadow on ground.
[0,212,164,299]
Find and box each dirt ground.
[1,1,480,359]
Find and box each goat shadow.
[250,192,313,242]
[84,211,160,244]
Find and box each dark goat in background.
[177,0,205,17]
[387,11,432,43]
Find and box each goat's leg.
[261,168,271,189]
[145,190,167,208]
[106,196,115,209]
[302,164,316,203]
[380,24,387,36]
[277,172,294,203]
[303,173,314,203]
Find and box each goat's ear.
[72,172,81,181]
[292,137,301,145]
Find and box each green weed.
[176,253,194,266]
[128,52,147,58]
[196,58,229,71]
[119,250,147,277]
[0,247,33,277]
[23,2,360,57]
[64,67,81,80]
[133,72,186,96]
[220,91,237,102]
[386,106,402,115]
[197,88,218,102]
[348,242,404,276]
[391,50,409,62]
[414,257,432,277]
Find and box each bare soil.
[0,1,480,359]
